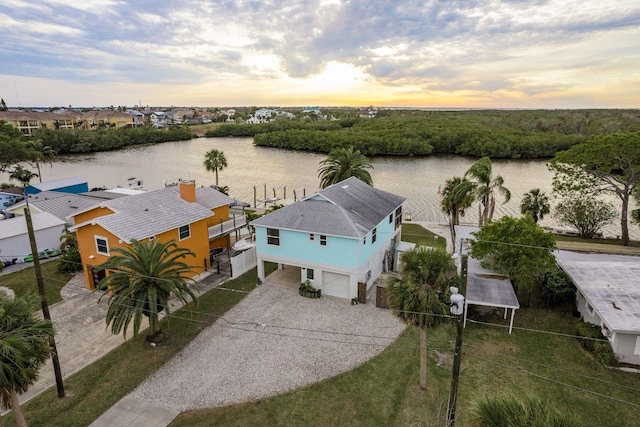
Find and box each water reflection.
[3,137,635,239]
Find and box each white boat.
[232,238,255,252]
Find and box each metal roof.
[29,177,87,192]
[0,212,65,239]
[558,259,640,334]
[466,258,520,309]
[251,177,405,238]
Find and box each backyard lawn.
[0,259,73,304]
[400,223,447,250]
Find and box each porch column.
[257,259,265,282]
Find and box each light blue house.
[251,177,405,300]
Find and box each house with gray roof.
[68,180,241,289]
[251,177,405,300]
[557,254,640,366]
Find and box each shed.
[25,177,89,195]
[0,212,65,262]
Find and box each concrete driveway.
[128,267,406,412]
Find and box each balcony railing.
[208,214,247,240]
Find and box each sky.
[1,0,639,109]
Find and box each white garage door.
[323,272,350,299]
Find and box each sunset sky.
[1,0,639,109]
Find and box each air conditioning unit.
[601,326,611,338]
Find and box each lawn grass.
[3,264,277,427]
[171,307,640,427]
[401,223,447,251]
[0,259,73,304]
[554,235,640,256]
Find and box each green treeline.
[205,118,358,137]
[32,126,193,154]
[214,109,640,158]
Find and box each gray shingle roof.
[23,191,126,224]
[165,185,236,210]
[251,177,405,238]
[72,186,217,243]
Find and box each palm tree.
[465,157,511,226]
[520,188,550,223]
[441,176,476,243]
[0,293,54,427]
[8,165,38,190]
[203,149,228,187]
[386,247,456,390]
[317,147,373,189]
[95,239,199,342]
[26,140,57,183]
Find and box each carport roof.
[466,258,520,310]
[558,260,640,334]
[463,258,520,333]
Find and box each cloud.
[0,0,639,107]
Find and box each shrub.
[542,268,575,306]
[575,321,618,366]
[473,393,582,427]
[57,247,82,273]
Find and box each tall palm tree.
[8,165,38,190]
[386,247,456,390]
[465,156,511,226]
[203,149,228,187]
[520,188,550,223]
[0,293,54,427]
[95,239,199,342]
[26,140,57,183]
[317,147,373,189]
[441,176,476,243]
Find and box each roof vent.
[341,185,349,189]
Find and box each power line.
[464,342,640,393]
[464,352,640,409]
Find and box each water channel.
[4,137,635,239]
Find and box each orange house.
[69,181,239,289]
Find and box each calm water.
[4,137,635,239]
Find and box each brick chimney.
[179,180,196,203]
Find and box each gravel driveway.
[130,267,406,411]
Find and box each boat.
[232,238,255,252]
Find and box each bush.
[575,321,618,366]
[473,393,582,427]
[542,268,575,306]
[57,247,82,273]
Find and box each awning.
[463,258,520,334]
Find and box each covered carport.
[463,258,520,334]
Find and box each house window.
[389,213,393,223]
[320,235,327,246]
[363,237,366,245]
[95,236,109,255]
[309,233,315,241]
[395,206,402,229]
[634,337,640,356]
[267,228,280,246]
[372,228,377,244]
[179,224,190,240]
[307,268,314,280]
[586,302,594,316]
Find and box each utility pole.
[446,256,467,427]
[24,205,65,398]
